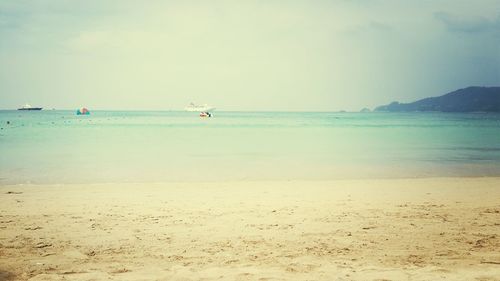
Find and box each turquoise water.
[1,110,500,184]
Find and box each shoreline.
[1,177,499,280]
[3,174,500,187]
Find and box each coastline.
[1,177,499,280]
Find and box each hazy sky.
[0,0,499,111]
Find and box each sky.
[0,0,499,111]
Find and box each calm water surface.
[1,110,500,184]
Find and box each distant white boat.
[18,104,42,111]
[184,103,216,112]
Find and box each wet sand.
[1,178,499,280]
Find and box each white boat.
[18,104,42,111]
[184,103,216,112]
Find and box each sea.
[1,110,500,184]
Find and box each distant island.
[375,86,500,112]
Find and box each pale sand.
[1,178,499,281]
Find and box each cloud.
[1,1,500,111]
[66,31,110,51]
[434,11,500,33]
[368,21,393,32]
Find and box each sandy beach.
[1,178,499,281]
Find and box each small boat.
[18,104,42,111]
[199,112,212,118]
[76,107,90,115]
[185,103,216,112]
